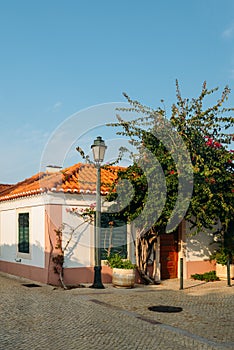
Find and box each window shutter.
[18,213,29,254]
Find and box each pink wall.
[0,260,49,283]
[63,265,112,285]
[0,261,113,285]
[186,260,216,278]
[45,204,63,285]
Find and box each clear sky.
[1,0,234,183]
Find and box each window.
[18,213,30,254]
[100,213,127,260]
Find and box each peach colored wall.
[0,260,113,285]
[44,204,63,285]
[63,265,112,285]
[0,260,48,284]
[186,260,216,278]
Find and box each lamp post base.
[90,266,105,289]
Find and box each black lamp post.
[90,136,107,288]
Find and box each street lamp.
[90,136,107,288]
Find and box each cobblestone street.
[0,272,233,350]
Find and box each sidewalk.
[0,272,233,350]
[65,276,234,297]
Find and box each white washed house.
[0,163,216,285]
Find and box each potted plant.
[106,253,136,288]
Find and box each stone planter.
[216,263,234,280]
[112,268,136,288]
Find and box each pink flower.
[214,141,221,148]
[205,137,213,146]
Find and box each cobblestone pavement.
[0,272,233,350]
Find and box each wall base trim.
[0,260,113,285]
[0,260,48,284]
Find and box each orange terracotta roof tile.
[0,163,125,202]
[0,184,14,194]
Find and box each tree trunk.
[59,271,68,290]
[135,230,158,284]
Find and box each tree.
[106,81,234,283]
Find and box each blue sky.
[1,0,234,183]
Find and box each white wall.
[30,205,45,267]
[185,222,219,261]
[0,196,45,268]
[60,194,132,268]
[62,205,93,268]
[0,192,129,270]
[0,209,16,261]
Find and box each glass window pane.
[18,213,29,254]
[100,213,127,259]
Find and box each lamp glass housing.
[91,136,107,163]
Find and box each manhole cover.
[22,283,41,288]
[148,305,183,313]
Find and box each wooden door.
[160,231,178,279]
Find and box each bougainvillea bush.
[106,81,234,283]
